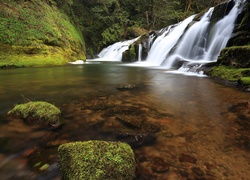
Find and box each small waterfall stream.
[98,38,138,61]
[138,44,142,62]
[96,0,245,75]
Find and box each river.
[0,62,249,179]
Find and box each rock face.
[58,140,136,180]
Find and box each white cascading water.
[97,37,139,61]
[138,44,142,62]
[145,15,195,66]
[95,0,245,75]
[163,0,244,74]
[163,8,215,68]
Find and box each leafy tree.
[70,0,228,55]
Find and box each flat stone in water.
[179,154,197,164]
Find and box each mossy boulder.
[238,77,250,86]
[58,140,136,180]
[122,45,137,62]
[217,46,250,68]
[8,101,62,128]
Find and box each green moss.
[122,45,137,62]
[8,101,62,127]
[217,46,250,68]
[239,77,250,85]
[0,0,86,67]
[206,65,250,82]
[0,43,85,68]
[39,164,50,171]
[58,140,136,180]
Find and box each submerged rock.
[151,157,170,173]
[58,140,136,180]
[179,154,197,164]
[117,84,136,90]
[116,132,156,147]
[7,101,63,128]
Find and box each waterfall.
[158,0,245,73]
[163,8,215,68]
[145,15,195,66]
[97,38,138,61]
[96,0,245,75]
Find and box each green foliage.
[8,101,62,127]
[76,0,227,53]
[58,140,136,180]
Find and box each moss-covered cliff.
[0,0,86,68]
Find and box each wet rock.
[185,135,194,142]
[137,167,158,180]
[179,154,197,164]
[21,147,38,158]
[46,139,70,147]
[192,167,204,177]
[228,101,250,113]
[151,157,169,173]
[179,170,189,178]
[105,105,146,117]
[226,101,250,151]
[0,137,10,153]
[0,154,36,180]
[117,84,136,90]
[116,116,143,129]
[116,132,156,147]
[134,152,148,162]
[141,122,161,133]
[204,162,215,171]
[36,163,61,180]
[164,132,174,138]
[82,100,112,110]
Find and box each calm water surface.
[0,62,249,179]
